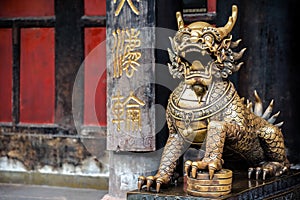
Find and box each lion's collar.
[169,81,237,121]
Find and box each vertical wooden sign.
[106,0,156,151]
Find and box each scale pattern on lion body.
[166,79,288,176]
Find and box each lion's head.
[168,5,245,95]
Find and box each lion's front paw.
[137,174,170,193]
[184,159,223,180]
[248,161,289,180]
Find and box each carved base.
[186,169,232,197]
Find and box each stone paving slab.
[0,183,108,200]
[0,171,108,190]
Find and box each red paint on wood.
[0,29,13,123]
[207,0,217,12]
[20,28,55,124]
[84,0,106,16]
[0,0,54,17]
[84,27,106,126]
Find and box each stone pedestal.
[127,169,300,200]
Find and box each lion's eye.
[174,35,181,43]
[181,34,189,41]
[204,34,214,44]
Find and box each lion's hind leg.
[248,123,290,180]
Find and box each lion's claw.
[156,178,163,193]
[191,162,198,178]
[184,160,192,176]
[255,167,262,179]
[209,168,215,180]
[248,167,254,179]
[146,176,154,191]
[248,166,266,180]
[185,159,221,180]
[137,176,146,191]
[248,162,289,180]
[263,169,268,180]
[137,174,170,193]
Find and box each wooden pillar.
[106,0,156,152]
[55,0,83,129]
[106,0,157,198]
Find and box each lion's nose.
[190,36,199,43]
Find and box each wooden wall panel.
[20,28,55,124]
[0,29,13,123]
[0,0,54,17]
[84,27,106,126]
[84,0,106,16]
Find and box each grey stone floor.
[0,183,108,200]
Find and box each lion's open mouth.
[179,45,213,81]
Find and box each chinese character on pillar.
[112,28,141,78]
[123,92,145,131]
[114,0,140,16]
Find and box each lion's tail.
[246,90,283,128]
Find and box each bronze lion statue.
[138,5,290,193]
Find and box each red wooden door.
[0,0,55,126]
[0,29,13,123]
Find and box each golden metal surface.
[194,169,232,180]
[138,4,290,196]
[188,178,232,186]
[190,184,231,192]
[186,189,231,198]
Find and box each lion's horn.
[216,5,238,40]
[176,12,185,30]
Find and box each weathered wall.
[0,0,109,188]
[0,127,109,180]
